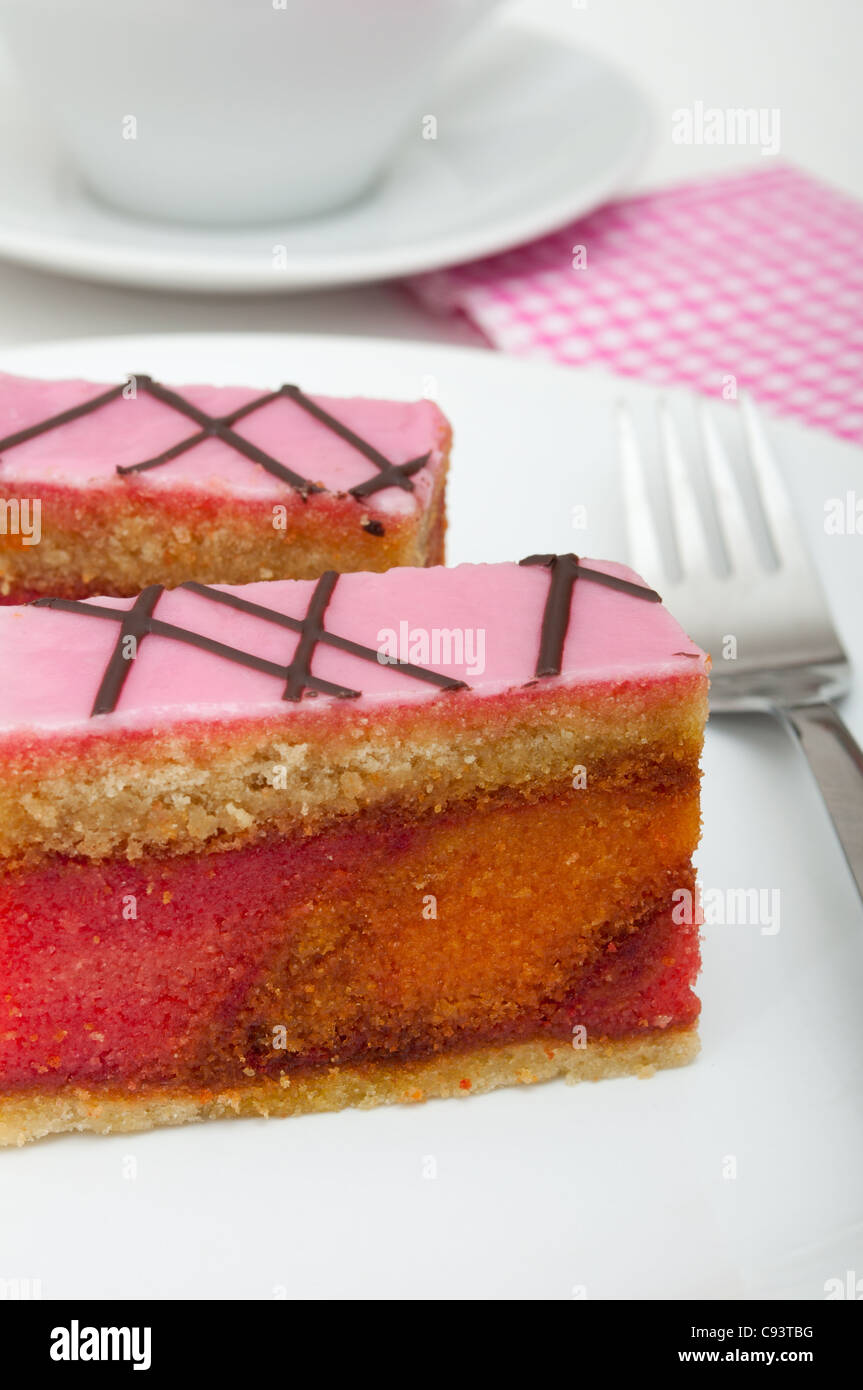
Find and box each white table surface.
[0,0,860,353]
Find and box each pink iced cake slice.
[0,371,450,602]
[0,554,708,1146]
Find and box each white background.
[0,0,860,349]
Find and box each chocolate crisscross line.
[33,573,467,717]
[520,553,661,677]
[30,554,660,717]
[0,377,432,500]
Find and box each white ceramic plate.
[1,333,861,1301]
[0,24,649,293]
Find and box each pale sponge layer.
[2,678,707,861]
[0,1032,700,1149]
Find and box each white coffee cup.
[0,0,504,225]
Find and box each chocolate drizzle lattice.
[32,574,467,718]
[520,553,661,678]
[30,555,662,719]
[0,377,432,501]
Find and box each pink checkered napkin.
[407,166,863,445]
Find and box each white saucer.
[1,332,861,1300]
[0,24,649,293]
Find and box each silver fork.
[617,392,863,902]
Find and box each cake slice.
[0,555,708,1146]
[0,371,450,602]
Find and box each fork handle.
[784,702,863,902]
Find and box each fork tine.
[615,400,665,584]
[697,401,761,577]
[657,398,712,580]
[739,392,811,572]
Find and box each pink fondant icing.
[0,561,707,738]
[0,373,447,516]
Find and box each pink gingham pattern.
[408,166,863,445]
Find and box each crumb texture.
[0,1030,699,1148]
[0,781,702,1146]
[1,680,707,862]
